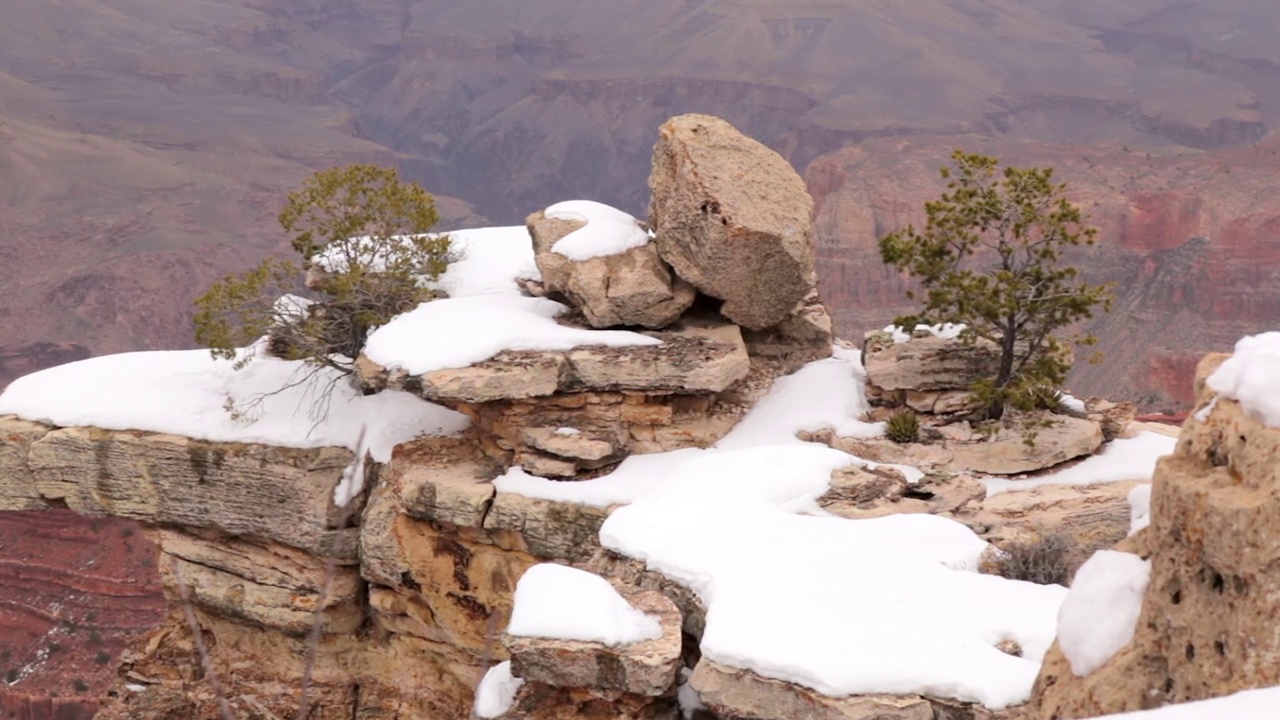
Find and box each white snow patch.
[600,439,1066,708]
[363,294,660,376]
[716,346,885,449]
[433,225,537,298]
[545,200,650,260]
[554,427,581,436]
[1206,332,1280,427]
[1089,685,1280,719]
[1128,484,1152,536]
[491,347,896,507]
[884,323,967,344]
[125,683,149,693]
[506,564,662,647]
[0,350,468,463]
[493,449,705,508]
[473,661,523,718]
[1193,395,1217,423]
[677,667,707,719]
[982,432,1176,497]
[1056,550,1151,677]
[1060,393,1087,413]
[272,293,314,322]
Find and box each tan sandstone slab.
[690,660,934,720]
[24,427,359,557]
[157,528,363,636]
[506,584,682,698]
[357,315,750,405]
[483,491,611,564]
[0,415,51,511]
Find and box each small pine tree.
[194,164,455,378]
[879,151,1111,418]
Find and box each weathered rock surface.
[485,492,611,563]
[1029,352,1280,717]
[356,315,767,477]
[507,585,681,697]
[0,416,49,511]
[649,114,817,330]
[528,209,694,329]
[357,314,751,403]
[862,329,1000,400]
[818,464,986,520]
[4,420,359,558]
[690,660,1013,720]
[827,411,1105,476]
[154,528,363,636]
[740,291,835,371]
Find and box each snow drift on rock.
[507,564,661,647]
[1056,550,1151,677]
[0,348,468,463]
[1206,331,1280,428]
[473,661,523,718]
[546,200,651,260]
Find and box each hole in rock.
[1211,571,1225,594]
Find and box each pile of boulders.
[358,114,834,477]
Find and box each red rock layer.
[0,511,165,719]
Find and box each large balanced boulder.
[648,114,817,330]
[528,203,694,329]
[1029,351,1280,717]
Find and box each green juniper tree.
[194,164,454,380]
[879,151,1112,419]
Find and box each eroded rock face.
[357,314,751,403]
[862,329,1000,403]
[155,528,363,636]
[827,411,1104,477]
[648,114,817,330]
[690,660,1013,720]
[358,316,758,477]
[528,209,694,329]
[3,420,358,557]
[740,290,835,372]
[506,585,682,697]
[1029,352,1280,718]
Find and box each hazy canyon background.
[4,0,1280,409]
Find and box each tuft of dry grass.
[984,531,1075,587]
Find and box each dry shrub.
[984,531,1074,586]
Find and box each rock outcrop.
[1029,352,1280,718]
[649,114,818,331]
[357,314,758,477]
[499,584,682,718]
[855,330,1115,476]
[527,208,694,329]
